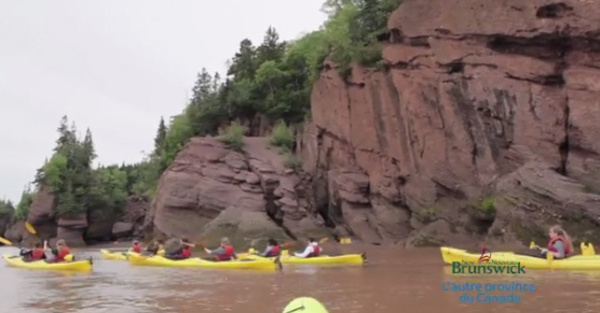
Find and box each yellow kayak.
[100,249,165,260]
[3,254,92,272]
[240,252,366,265]
[127,252,281,270]
[100,249,129,260]
[440,247,600,270]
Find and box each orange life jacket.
[548,236,570,256]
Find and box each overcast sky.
[0,0,327,203]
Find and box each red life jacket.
[31,248,45,260]
[132,244,141,253]
[267,245,280,257]
[548,236,571,256]
[217,244,234,261]
[181,246,192,258]
[56,247,71,262]
[307,245,321,257]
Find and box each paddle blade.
[340,237,352,244]
[319,237,329,243]
[25,222,36,235]
[0,237,12,246]
[529,241,535,249]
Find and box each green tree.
[256,27,286,65]
[14,187,35,221]
[153,117,167,156]
[0,199,13,215]
[228,39,257,82]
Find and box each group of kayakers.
[20,239,71,263]
[129,236,323,261]
[15,224,574,263]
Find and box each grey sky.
[0,0,327,203]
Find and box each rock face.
[23,188,150,246]
[143,137,328,247]
[0,205,13,240]
[297,0,600,247]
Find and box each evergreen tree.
[227,39,257,81]
[82,128,96,164]
[153,117,167,156]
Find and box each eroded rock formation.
[142,137,328,246]
[21,189,150,246]
[297,0,600,247]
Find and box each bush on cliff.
[268,121,295,151]
[14,188,35,221]
[218,122,246,151]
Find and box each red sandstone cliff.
[142,137,328,246]
[13,187,150,246]
[298,0,600,247]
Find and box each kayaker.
[294,238,322,258]
[47,239,71,263]
[203,237,237,261]
[20,242,46,262]
[144,239,165,256]
[131,240,142,253]
[535,225,573,259]
[259,238,281,257]
[164,237,195,260]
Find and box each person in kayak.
[294,238,322,258]
[20,242,47,262]
[131,240,142,253]
[258,238,281,257]
[144,239,165,256]
[203,237,237,261]
[164,237,195,260]
[47,239,71,263]
[535,225,573,259]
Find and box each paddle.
[339,237,352,244]
[0,236,13,246]
[25,222,36,235]
[282,237,329,248]
[529,241,541,250]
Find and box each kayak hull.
[3,254,92,272]
[100,249,129,260]
[440,247,600,270]
[100,249,165,260]
[127,252,281,270]
[240,253,366,265]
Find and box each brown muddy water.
[1,244,600,313]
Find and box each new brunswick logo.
[452,248,526,274]
[478,248,491,263]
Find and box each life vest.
[132,244,141,253]
[267,245,280,257]
[217,244,235,261]
[548,236,571,256]
[307,244,321,257]
[56,247,71,262]
[181,246,192,258]
[31,248,45,260]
